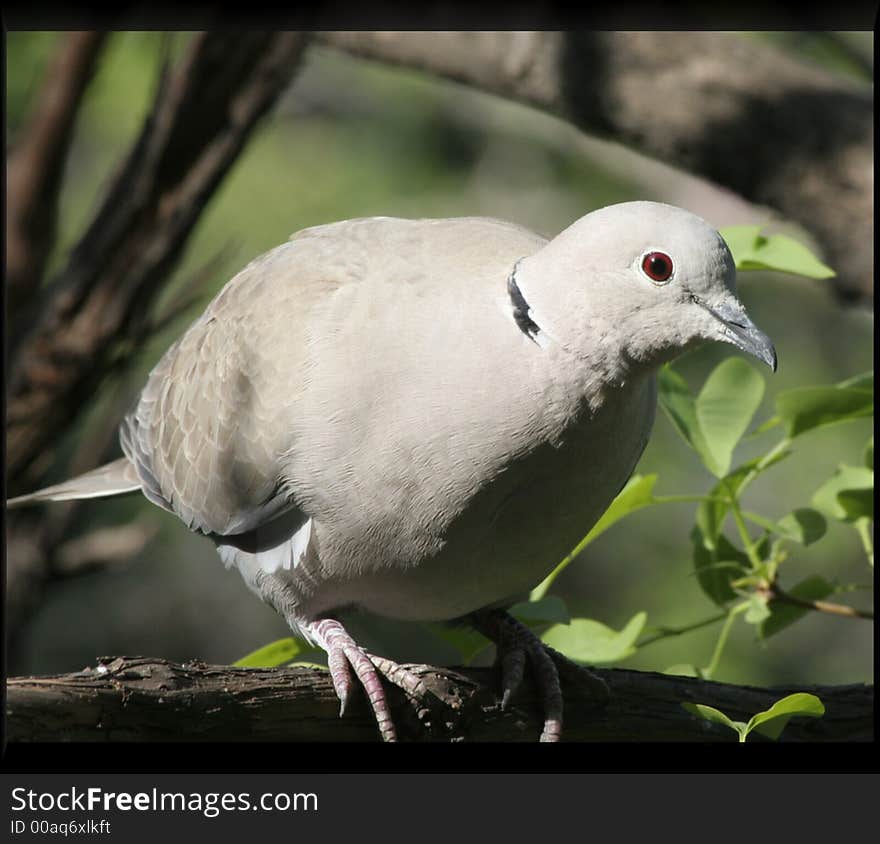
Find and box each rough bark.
[5,656,872,742]
[316,31,873,303]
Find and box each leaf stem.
[652,494,727,505]
[769,583,873,621]
[724,478,762,568]
[530,557,571,602]
[854,517,874,568]
[636,611,728,648]
[738,437,793,495]
[703,602,748,680]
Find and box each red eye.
[641,251,674,283]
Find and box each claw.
[499,647,526,710]
[303,617,430,742]
[469,608,570,742]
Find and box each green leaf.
[531,474,659,600]
[697,453,793,555]
[577,474,659,549]
[775,508,828,546]
[744,593,771,625]
[741,509,784,536]
[760,575,835,639]
[719,225,763,266]
[664,664,701,678]
[541,612,647,664]
[681,702,745,740]
[683,693,825,742]
[742,234,836,279]
[776,386,873,439]
[721,226,835,279]
[427,624,491,664]
[747,693,825,740]
[837,489,874,522]
[746,414,783,439]
[691,528,748,605]
[660,361,765,478]
[812,465,874,522]
[839,371,874,391]
[690,457,780,606]
[233,637,310,668]
[658,365,710,460]
[695,358,766,478]
[510,596,571,627]
[865,436,874,471]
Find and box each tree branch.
[6,31,108,316]
[767,583,874,621]
[6,31,309,490]
[4,32,309,646]
[5,656,872,742]
[315,31,873,303]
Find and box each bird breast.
[296,371,657,622]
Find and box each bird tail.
[6,458,142,509]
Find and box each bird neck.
[508,256,649,387]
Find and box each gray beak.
[694,297,777,372]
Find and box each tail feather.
[6,458,142,508]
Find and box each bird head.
[514,201,777,375]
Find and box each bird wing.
[120,240,334,536]
[120,216,546,540]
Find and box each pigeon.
[7,201,776,741]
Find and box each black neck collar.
[507,259,541,343]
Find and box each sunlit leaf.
[577,474,659,548]
[661,361,767,478]
[719,225,764,266]
[531,475,659,600]
[746,414,782,438]
[775,508,828,546]
[233,637,309,668]
[664,664,701,678]
[695,358,766,478]
[681,702,745,740]
[812,465,874,522]
[721,226,835,279]
[741,509,782,536]
[541,612,647,664]
[744,593,771,625]
[776,386,873,439]
[839,372,874,391]
[658,365,710,460]
[747,693,825,740]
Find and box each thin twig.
[637,611,729,649]
[770,584,874,621]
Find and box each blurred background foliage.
[6,31,873,687]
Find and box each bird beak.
[694,296,778,372]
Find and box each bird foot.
[469,608,608,742]
[303,617,429,742]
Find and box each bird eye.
[641,251,674,284]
